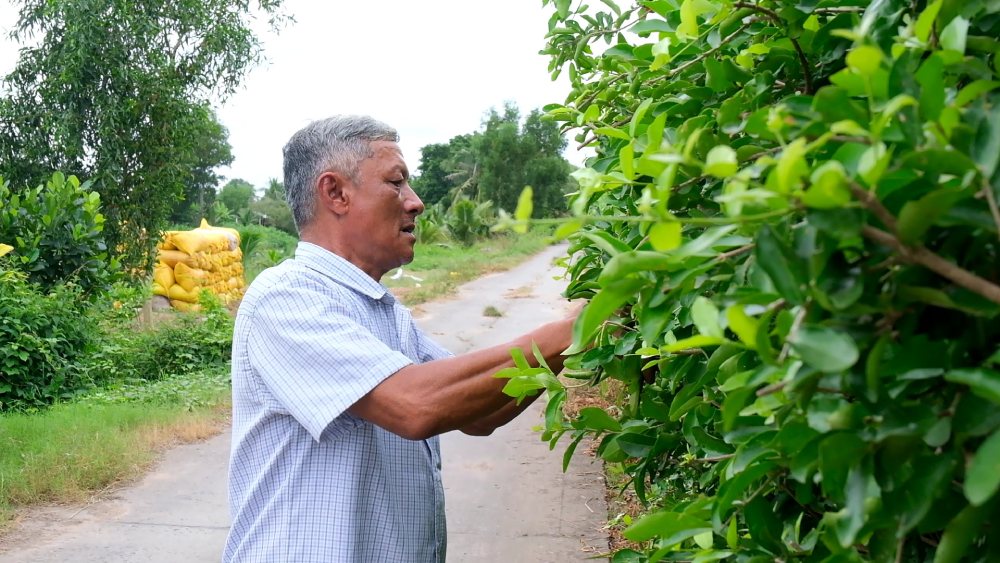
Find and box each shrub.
[84,291,233,386]
[0,172,118,293]
[237,224,298,281]
[0,266,94,411]
[498,0,1000,560]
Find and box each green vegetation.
[0,173,118,292]
[384,230,553,305]
[0,0,287,274]
[492,0,1000,560]
[412,102,574,218]
[0,369,230,527]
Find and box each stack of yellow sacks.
[151,219,246,311]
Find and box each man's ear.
[316,171,351,216]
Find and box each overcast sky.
[0,0,582,190]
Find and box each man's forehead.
[367,141,408,171]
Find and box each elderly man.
[223,115,574,562]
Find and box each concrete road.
[0,243,608,562]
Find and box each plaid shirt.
[224,242,450,562]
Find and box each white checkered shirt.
[224,242,451,563]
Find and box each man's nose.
[403,184,425,216]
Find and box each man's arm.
[347,316,573,440]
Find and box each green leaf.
[624,510,711,542]
[934,503,990,563]
[513,186,533,233]
[965,428,1000,505]
[774,138,809,193]
[802,161,850,209]
[745,496,784,554]
[896,188,965,244]
[954,80,1000,108]
[970,103,1000,177]
[916,54,945,120]
[691,296,723,339]
[649,222,682,252]
[570,277,646,353]
[704,145,738,178]
[790,325,859,373]
[726,305,758,350]
[940,16,969,54]
[662,334,726,353]
[755,224,806,305]
[847,45,883,76]
[598,250,671,286]
[914,0,943,42]
[575,406,622,432]
[595,126,631,140]
[858,142,891,186]
[945,368,1000,405]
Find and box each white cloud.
[0,0,583,190]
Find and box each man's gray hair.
[282,115,399,232]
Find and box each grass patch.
[482,305,504,318]
[385,229,552,305]
[0,368,230,529]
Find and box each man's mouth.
[401,225,416,234]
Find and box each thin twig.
[849,183,898,231]
[667,23,751,78]
[814,6,866,13]
[777,303,809,363]
[716,243,755,261]
[733,2,814,93]
[862,225,1000,305]
[980,182,1000,242]
[690,453,735,463]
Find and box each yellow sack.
[195,219,240,250]
[157,249,194,269]
[173,262,208,292]
[170,229,230,256]
[152,282,168,297]
[153,262,175,289]
[168,284,200,303]
[170,300,202,312]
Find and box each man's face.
[343,140,424,280]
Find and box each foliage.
[0,172,118,292]
[238,224,297,281]
[476,103,573,217]
[218,178,256,215]
[0,0,285,275]
[412,103,573,217]
[168,116,233,226]
[0,266,94,411]
[446,198,494,246]
[500,0,1000,560]
[84,292,233,386]
[250,195,297,235]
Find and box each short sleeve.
[415,326,453,363]
[246,283,412,441]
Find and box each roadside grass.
[0,368,230,530]
[384,229,553,306]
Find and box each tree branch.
[732,2,814,94]
[862,225,1000,305]
[980,183,1000,242]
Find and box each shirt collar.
[293,241,396,304]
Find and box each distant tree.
[263,178,285,201]
[475,103,569,217]
[411,143,454,206]
[250,197,296,235]
[0,0,286,274]
[170,108,235,226]
[218,179,256,216]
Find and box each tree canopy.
[0,0,285,274]
[412,102,573,217]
